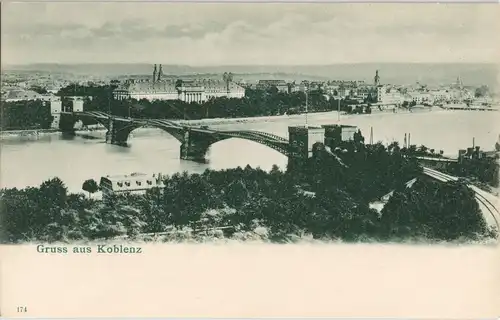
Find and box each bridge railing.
[415,156,458,162]
[212,130,290,155]
[146,119,182,128]
[219,130,288,143]
[239,130,288,142]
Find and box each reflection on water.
[1,110,498,193]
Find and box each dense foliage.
[443,156,499,188]
[380,178,491,240]
[1,100,53,130]
[1,142,495,244]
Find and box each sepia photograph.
[1,1,499,318]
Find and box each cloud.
[2,3,499,65]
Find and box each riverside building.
[113,64,245,102]
[99,172,165,196]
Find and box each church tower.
[456,75,463,89]
[157,64,163,82]
[153,64,157,83]
[374,70,380,86]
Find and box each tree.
[30,86,48,94]
[82,179,99,198]
[474,85,489,98]
[40,177,68,207]
[1,100,53,130]
[417,145,428,155]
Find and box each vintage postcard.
[1,1,499,318]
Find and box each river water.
[1,110,499,193]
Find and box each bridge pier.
[179,129,210,161]
[105,118,114,143]
[105,118,131,146]
[58,113,77,135]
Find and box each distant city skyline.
[2,3,499,65]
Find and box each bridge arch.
[183,135,289,167]
[206,135,290,157]
[87,117,110,130]
[207,131,290,157]
[112,121,186,145]
[100,116,292,163]
[113,123,291,157]
[60,113,111,131]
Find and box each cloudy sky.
[2,2,499,65]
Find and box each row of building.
[113,64,245,103]
[375,86,474,105]
[255,72,481,106]
[1,87,56,102]
[374,76,476,105]
[1,70,105,95]
[251,79,365,96]
[2,66,488,108]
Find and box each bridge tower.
[50,99,62,129]
[179,128,211,161]
[103,116,132,146]
[72,99,83,112]
[57,98,85,133]
[322,124,358,149]
[287,125,325,171]
[105,117,115,144]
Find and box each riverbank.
[174,106,435,126]
[0,127,109,140]
[0,128,59,139]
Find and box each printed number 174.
[17,306,27,313]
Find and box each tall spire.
[157,64,163,82]
[374,69,380,86]
[153,64,157,83]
